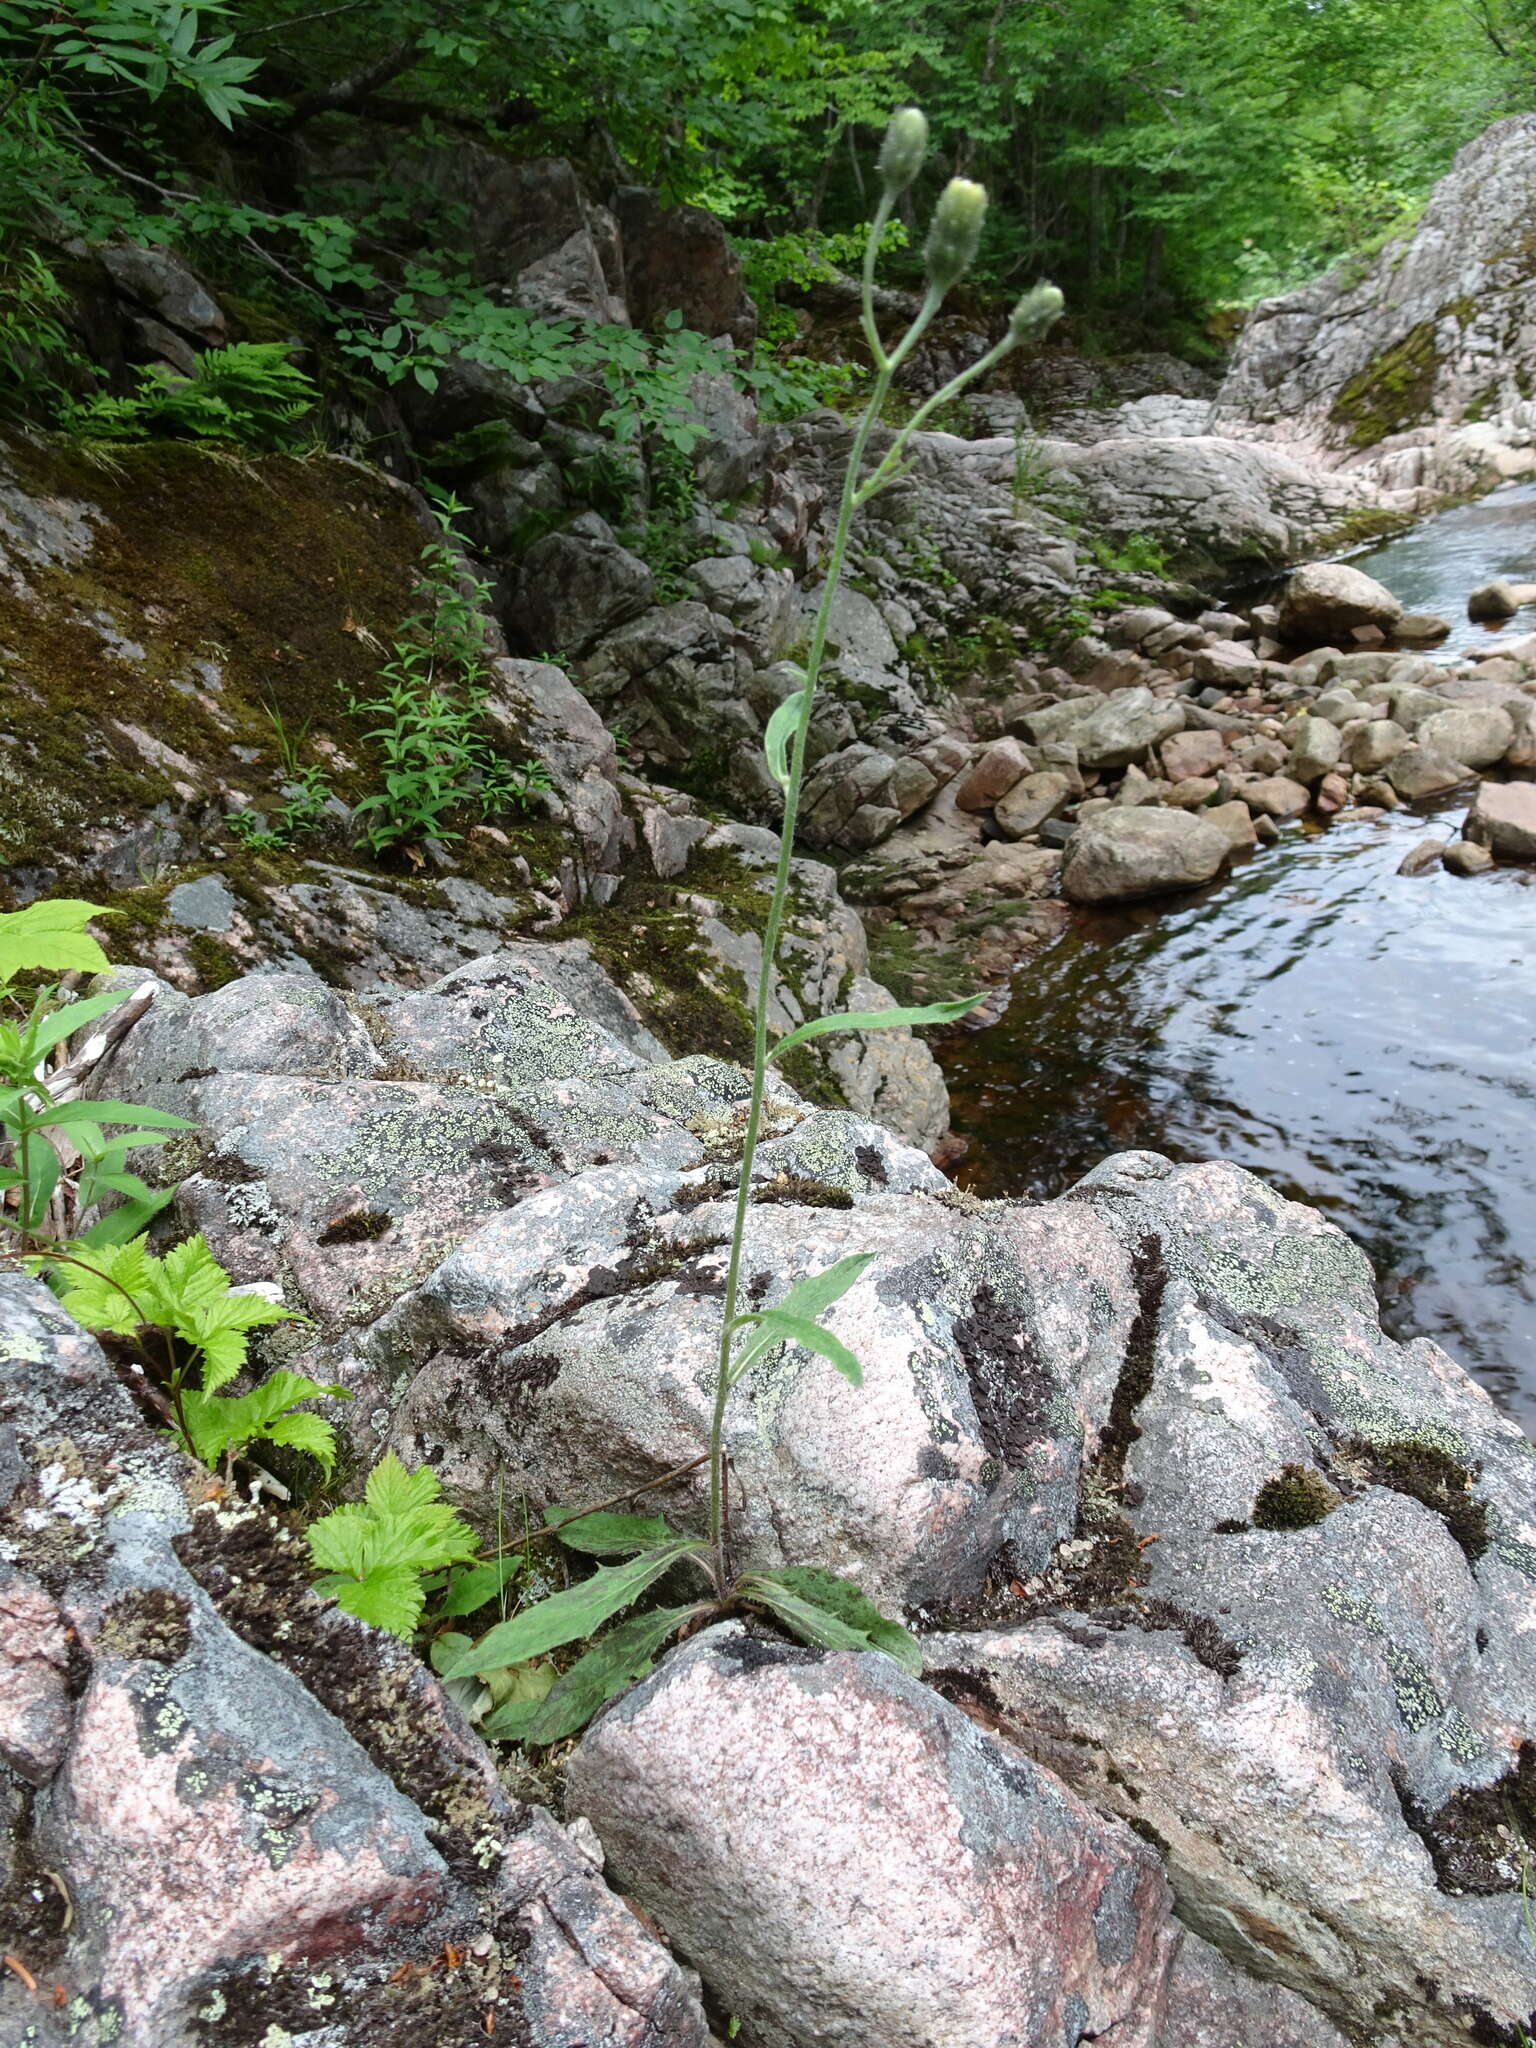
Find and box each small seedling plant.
[0,901,343,1480]
[416,111,1065,1742]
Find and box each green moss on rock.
[1251,1463,1342,1531]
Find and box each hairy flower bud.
[924,177,988,293]
[1008,281,1066,344]
[877,106,929,195]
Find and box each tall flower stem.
[704,120,1063,1590]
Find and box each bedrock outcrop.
[29,960,1533,2048]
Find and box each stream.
[942,486,1536,1435]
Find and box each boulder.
[1201,799,1259,852]
[994,768,1073,840]
[1465,778,1536,858]
[1343,718,1410,772]
[1240,774,1312,819]
[613,185,757,347]
[1160,729,1230,782]
[1394,612,1452,646]
[1387,745,1472,799]
[1414,703,1516,768]
[99,245,228,345]
[1444,837,1495,875]
[1062,808,1229,905]
[0,1272,713,2048]
[1398,838,1447,876]
[1277,563,1403,647]
[1285,715,1343,786]
[510,520,657,657]
[926,1151,1536,2048]
[1467,578,1536,622]
[567,1628,1181,2048]
[954,736,1033,811]
[365,1165,1098,1609]
[1065,687,1187,771]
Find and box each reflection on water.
[1349,479,1536,659]
[942,806,1536,1434]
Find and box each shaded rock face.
[1218,114,1536,488]
[926,1150,1536,2048]
[0,1273,712,2048]
[567,1628,1181,2048]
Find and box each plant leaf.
[739,1569,922,1671]
[515,1602,706,1745]
[767,993,987,1065]
[438,1555,523,1618]
[775,1251,875,1324]
[0,901,114,981]
[543,1505,676,1556]
[80,1184,178,1247]
[741,1310,863,1386]
[442,1541,705,1677]
[761,688,805,789]
[761,1566,923,1673]
[333,1564,427,1637]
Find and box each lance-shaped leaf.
[489,1601,708,1745]
[542,1505,676,1556]
[762,688,806,790]
[442,1540,706,1678]
[731,1309,863,1387]
[766,991,987,1065]
[0,900,115,981]
[741,1568,923,1672]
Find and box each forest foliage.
[2,0,1534,407]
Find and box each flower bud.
[924,177,988,293]
[1008,281,1066,344]
[877,106,929,195]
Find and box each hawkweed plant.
[439,111,1064,1743]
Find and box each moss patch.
[1251,1463,1342,1531]
[1352,1438,1489,1563]
[1329,301,1474,450]
[0,434,428,885]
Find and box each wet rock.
[1444,838,1494,875]
[1062,808,1229,905]
[1277,563,1403,646]
[1314,770,1350,814]
[1387,745,1472,799]
[927,1150,1536,2048]
[1285,716,1342,786]
[954,737,1033,812]
[1467,578,1536,621]
[1201,800,1258,852]
[1415,703,1516,768]
[567,1627,1181,2048]
[1395,612,1452,646]
[994,768,1073,840]
[1240,774,1311,820]
[1398,838,1447,875]
[1465,778,1536,859]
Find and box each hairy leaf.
[515,1602,706,1745]
[443,1541,705,1678]
[543,1505,676,1556]
[762,1566,923,1673]
[761,688,806,789]
[737,1309,863,1386]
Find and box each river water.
[942,488,1536,1435]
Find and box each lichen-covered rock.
[0,1272,712,2048]
[361,1162,1111,1608]
[567,1626,1182,2048]
[928,1151,1536,2048]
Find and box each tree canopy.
[2,0,1533,388]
